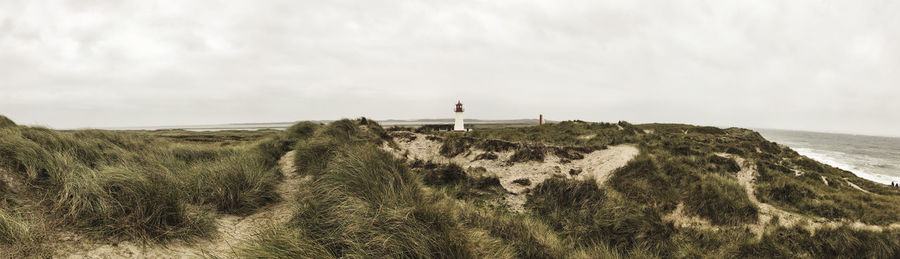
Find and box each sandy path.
[57,151,302,258]
[843,178,871,194]
[712,153,899,237]
[663,203,718,231]
[729,155,811,237]
[387,132,639,212]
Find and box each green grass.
[753,158,900,225]
[255,145,487,257]
[738,225,900,258]
[3,115,900,258]
[182,152,280,215]
[428,120,900,257]
[244,118,572,258]
[0,115,320,255]
[0,115,15,128]
[288,120,900,257]
[526,176,676,254]
[0,209,32,245]
[683,174,758,226]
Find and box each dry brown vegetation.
[1,115,899,258]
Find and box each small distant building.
[454,101,465,132]
[416,101,471,132]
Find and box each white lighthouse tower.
[454,101,465,132]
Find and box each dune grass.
[683,174,758,226]
[0,116,15,128]
[738,225,900,258]
[0,115,323,256]
[0,209,32,245]
[426,120,900,257]
[243,119,576,258]
[2,115,900,258]
[527,176,676,254]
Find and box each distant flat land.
[110,119,544,131]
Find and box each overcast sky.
[1,1,898,136]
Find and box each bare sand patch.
[663,203,719,231]
[716,153,899,238]
[843,178,871,194]
[386,132,639,212]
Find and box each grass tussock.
[440,120,900,257]
[2,115,898,258]
[683,174,758,225]
[0,115,322,248]
[509,146,546,163]
[754,158,900,225]
[527,177,675,253]
[59,167,214,239]
[0,116,16,128]
[293,137,342,176]
[259,145,487,257]
[0,209,45,258]
[0,209,32,245]
[473,152,498,161]
[738,225,900,258]
[439,135,473,157]
[410,161,507,204]
[183,153,280,215]
[607,155,680,210]
[244,119,573,258]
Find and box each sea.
[756,128,900,185]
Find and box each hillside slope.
[2,116,899,258]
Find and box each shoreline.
[793,147,900,186]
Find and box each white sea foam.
[794,148,900,185]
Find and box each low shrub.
[690,126,726,135]
[708,155,741,173]
[552,147,588,160]
[440,136,472,157]
[607,155,679,209]
[473,152,498,161]
[568,168,582,176]
[475,139,520,152]
[509,146,545,163]
[527,177,676,252]
[738,226,900,258]
[683,174,758,225]
[512,178,532,186]
[618,121,640,135]
[756,178,817,204]
[422,163,468,186]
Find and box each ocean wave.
[871,163,895,169]
[793,148,900,185]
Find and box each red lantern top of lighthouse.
[454,101,464,112]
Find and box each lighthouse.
[454,101,465,132]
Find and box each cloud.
[0,0,898,136]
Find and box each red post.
[539,114,543,126]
